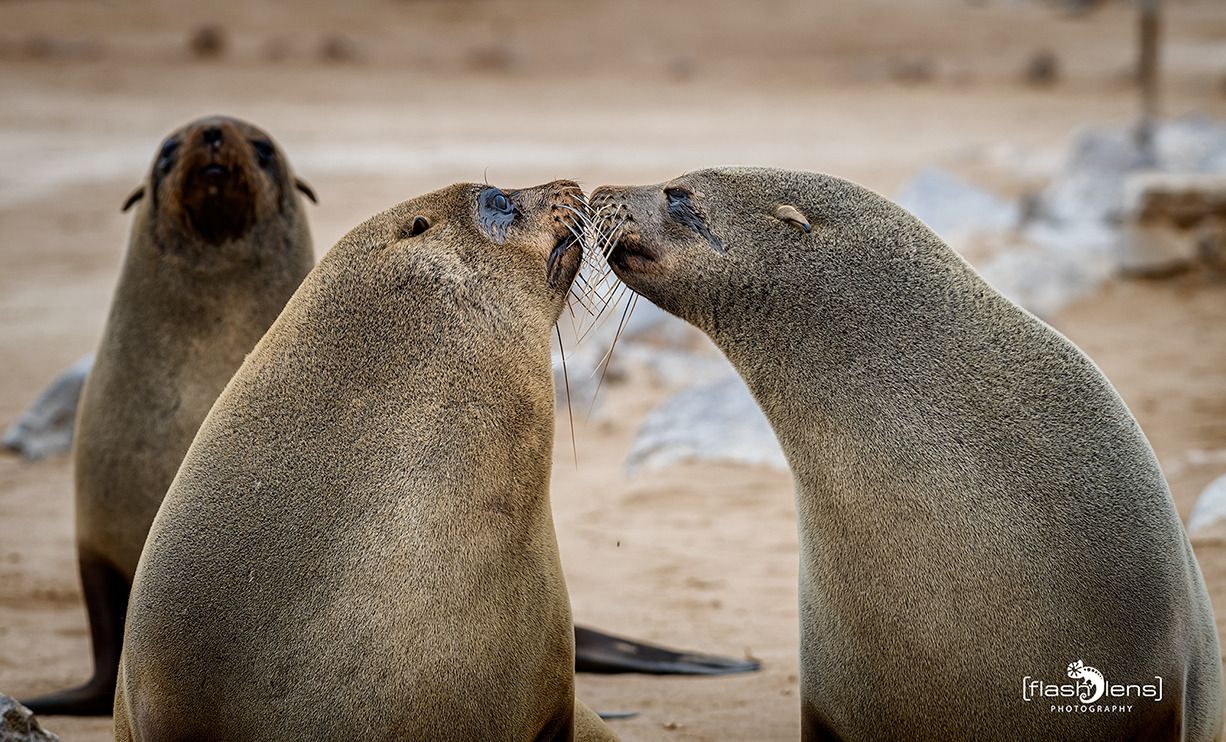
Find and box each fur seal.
[21,116,315,716]
[114,181,616,740]
[593,167,1224,741]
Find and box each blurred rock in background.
[1190,474,1226,535]
[896,166,1020,240]
[1119,173,1226,277]
[626,376,786,476]
[895,115,1226,316]
[3,355,92,461]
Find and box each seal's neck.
[709,233,1116,526]
[249,251,560,514]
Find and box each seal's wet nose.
[202,126,224,149]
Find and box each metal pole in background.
[1136,0,1161,160]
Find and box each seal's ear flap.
[294,177,318,204]
[403,216,430,238]
[121,186,145,213]
[773,204,811,234]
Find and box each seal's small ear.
[121,186,145,213]
[294,177,318,204]
[773,204,811,234]
[403,216,430,238]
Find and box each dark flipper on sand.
[574,625,760,675]
[20,554,128,716]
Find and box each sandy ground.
[2,0,1226,739]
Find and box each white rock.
[3,355,92,460]
[895,166,1019,239]
[977,224,1116,317]
[1154,115,1226,174]
[1033,117,1226,230]
[617,345,732,388]
[626,376,787,475]
[1188,474,1226,535]
[1035,126,1152,227]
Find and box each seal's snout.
[590,186,658,273]
[173,119,258,244]
[547,178,583,196]
[544,181,586,290]
[201,125,224,150]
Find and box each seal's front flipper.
[20,554,128,716]
[596,711,639,721]
[574,625,760,675]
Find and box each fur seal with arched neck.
[114,181,616,740]
[593,167,1223,741]
[21,115,315,716]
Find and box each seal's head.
[123,115,316,260]
[591,167,927,343]
[330,180,586,330]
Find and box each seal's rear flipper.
[20,554,128,716]
[574,625,760,675]
[596,711,639,721]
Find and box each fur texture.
[594,167,1223,741]
[22,116,314,716]
[114,181,615,741]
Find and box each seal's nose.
[202,126,224,149]
[589,185,628,208]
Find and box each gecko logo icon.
[1022,660,1163,714]
[1066,660,1105,703]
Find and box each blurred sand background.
[2,0,1226,739]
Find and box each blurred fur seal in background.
[21,116,315,716]
[114,181,616,740]
[593,167,1223,741]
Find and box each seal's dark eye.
[252,140,275,168]
[664,187,691,208]
[478,187,516,242]
[156,139,179,174]
[479,187,513,215]
[663,185,725,254]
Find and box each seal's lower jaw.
[547,232,582,289]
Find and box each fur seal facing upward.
[593,168,1223,741]
[115,181,616,741]
[21,116,315,716]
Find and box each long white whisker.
[585,292,638,420]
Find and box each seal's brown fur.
[594,167,1223,741]
[114,181,615,740]
[22,116,314,716]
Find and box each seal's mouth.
[178,152,256,243]
[609,233,658,273]
[201,163,230,179]
[547,231,581,288]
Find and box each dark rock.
[319,35,359,63]
[0,695,59,742]
[1023,50,1060,86]
[188,25,227,59]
